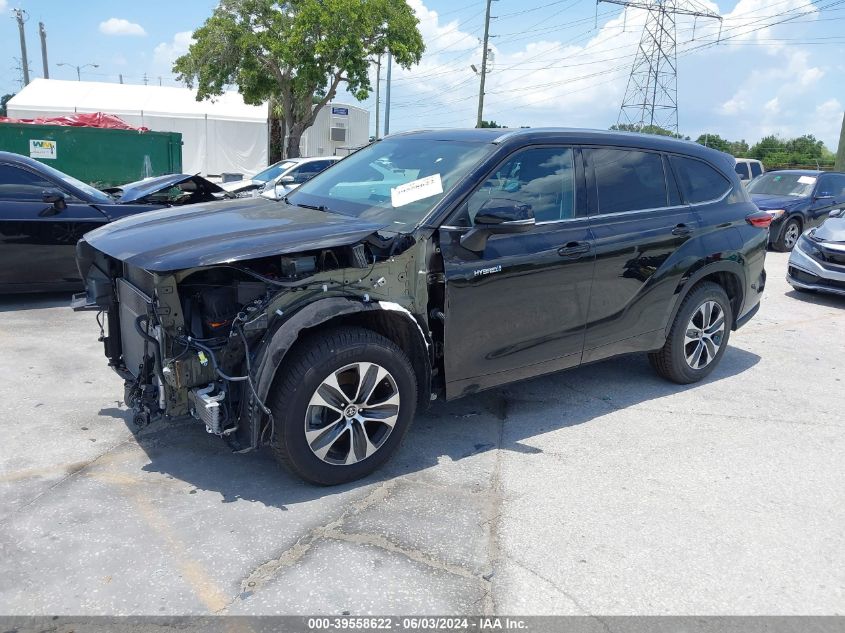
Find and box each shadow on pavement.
[123,345,761,508]
[0,292,74,313]
[784,289,845,309]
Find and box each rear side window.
[750,162,763,178]
[670,156,732,204]
[0,164,55,200]
[590,148,667,214]
[734,163,750,180]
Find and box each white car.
[734,158,765,183]
[221,156,340,196]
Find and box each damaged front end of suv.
[73,198,436,458]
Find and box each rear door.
[581,147,699,362]
[0,163,108,289]
[439,146,595,398]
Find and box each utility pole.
[836,111,845,172]
[476,0,493,128]
[142,73,149,86]
[38,22,49,79]
[374,54,382,139]
[384,51,392,136]
[119,74,124,84]
[13,9,31,86]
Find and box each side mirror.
[460,198,535,251]
[829,208,843,218]
[279,175,296,185]
[41,189,67,212]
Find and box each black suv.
[74,129,768,485]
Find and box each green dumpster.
[0,123,182,187]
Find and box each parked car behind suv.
[747,169,845,251]
[734,158,764,183]
[73,129,768,485]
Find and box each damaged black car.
[74,129,768,485]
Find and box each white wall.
[299,103,370,157]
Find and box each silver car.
[787,209,845,297]
[221,156,340,196]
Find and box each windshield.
[287,138,494,232]
[253,161,297,183]
[747,172,817,197]
[32,160,113,203]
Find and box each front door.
[439,146,595,399]
[0,163,107,290]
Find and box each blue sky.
[1,0,843,150]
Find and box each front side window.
[590,148,667,214]
[461,147,576,225]
[0,164,56,201]
[671,156,732,204]
[289,138,494,233]
[817,174,845,198]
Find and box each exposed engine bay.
[73,230,435,452]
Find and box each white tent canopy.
[7,79,268,177]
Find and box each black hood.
[82,197,387,272]
[750,193,806,210]
[813,216,845,243]
[102,174,226,204]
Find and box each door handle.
[557,241,591,258]
[672,223,692,236]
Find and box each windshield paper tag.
[798,176,817,185]
[391,174,443,208]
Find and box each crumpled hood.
[813,216,845,243]
[751,193,806,211]
[82,197,387,272]
[103,173,226,204]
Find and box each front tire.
[648,282,732,384]
[269,327,417,485]
[773,217,801,252]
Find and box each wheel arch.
[664,261,746,336]
[250,297,432,446]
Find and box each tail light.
[746,211,774,228]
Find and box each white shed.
[6,79,268,178]
[299,102,370,157]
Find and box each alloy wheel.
[684,300,726,370]
[304,362,401,465]
[783,221,800,249]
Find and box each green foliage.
[174,0,424,157]
[693,131,836,169]
[479,120,504,128]
[0,93,15,117]
[610,123,689,140]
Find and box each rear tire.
[773,217,801,252]
[648,282,732,385]
[269,326,417,485]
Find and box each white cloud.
[99,18,146,37]
[0,0,8,13]
[153,31,194,71]
[764,98,780,114]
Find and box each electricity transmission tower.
[598,0,721,134]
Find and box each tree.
[174,0,424,158]
[479,120,504,128]
[0,93,15,117]
[695,133,730,152]
[610,123,689,140]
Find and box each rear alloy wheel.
[648,282,732,384]
[269,327,417,485]
[774,218,801,252]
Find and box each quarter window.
[670,155,732,204]
[0,164,55,201]
[590,149,667,214]
[465,147,577,224]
